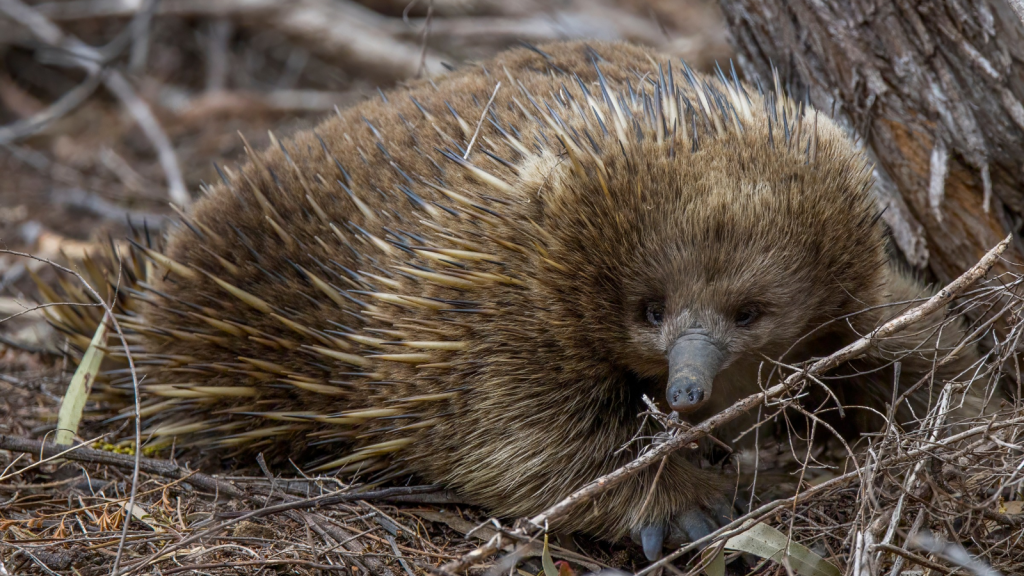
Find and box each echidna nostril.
[686,385,704,404]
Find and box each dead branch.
[0,434,245,498]
[0,249,144,576]
[873,544,954,575]
[160,558,351,574]
[48,188,172,226]
[0,72,103,145]
[638,413,1024,574]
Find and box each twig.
[48,188,171,226]
[909,532,1002,576]
[638,414,1024,575]
[0,374,23,385]
[19,0,447,81]
[463,81,501,159]
[0,71,104,145]
[387,533,417,576]
[203,17,234,92]
[161,558,351,574]
[874,544,953,575]
[439,234,1011,574]
[300,512,383,576]
[0,433,110,482]
[102,67,188,205]
[405,0,435,78]
[635,455,668,523]
[127,0,154,73]
[0,434,244,498]
[215,485,442,519]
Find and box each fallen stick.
[438,233,1011,574]
[0,434,245,499]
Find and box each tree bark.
[717,0,1024,284]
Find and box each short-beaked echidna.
[44,40,982,556]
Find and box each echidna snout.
[665,331,726,413]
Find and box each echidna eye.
[644,301,665,326]
[734,308,760,327]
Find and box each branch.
[0,434,245,498]
[0,71,103,144]
[872,544,954,575]
[638,413,1024,574]
[0,248,143,576]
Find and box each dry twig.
[117,485,442,575]
[0,434,244,498]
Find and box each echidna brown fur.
[45,40,983,550]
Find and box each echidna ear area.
[39,41,868,476]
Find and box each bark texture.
[718,0,1024,283]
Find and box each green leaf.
[55,319,108,445]
[700,545,726,576]
[542,534,559,576]
[722,521,841,576]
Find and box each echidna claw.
[676,509,717,543]
[668,498,735,549]
[639,524,667,561]
[634,499,735,559]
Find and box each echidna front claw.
[633,498,736,559]
[665,498,735,549]
[639,524,667,561]
[675,509,717,543]
[631,497,733,560]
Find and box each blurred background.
[0,0,729,367]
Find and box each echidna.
[43,40,982,557]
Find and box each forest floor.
[1,1,1022,575]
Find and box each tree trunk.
[717,0,1024,285]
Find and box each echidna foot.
[631,498,735,561]
[638,524,666,562]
